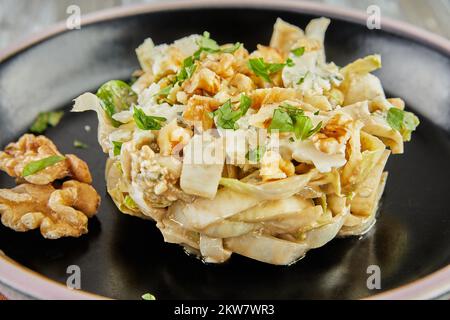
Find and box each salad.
[72,17,419,265]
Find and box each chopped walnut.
[0,181,100,239]
[183,95,221,130]
[279,158,295,177]
[311,113,353,154]
[229,73,256,93]
[182,68,220,95]
[0,134,92,185]
[249,88,301,110]
[252,45,284,64]
[202,53,235,78]
[260,150,296,182]
[157,119,192,156]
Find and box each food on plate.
[0,134,100,238]
[72,17,419,264]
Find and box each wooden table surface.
[0,0,449,52]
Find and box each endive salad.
[73,17,419,265]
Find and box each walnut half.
[0,133,100,238]
[0,181,100,239]
[0,134,92,185]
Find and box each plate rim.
[0,0,449,300]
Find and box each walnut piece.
[0,134,92,184]
[311,113,353,154]
[182,68,220,95]
[0,181,100,239]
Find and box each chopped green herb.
[214,94,251,130]
[30,111,64,134]
[73,140,88,149]
[286,58,295,67]
[238,94,252,116]
[175,32,240,86]
[176,56,197,85]
[22,155,65,177]
[297,71,310,85]
[247,56,296,83]
[293,115,322,140]
[133,107,166,130]
[141,293,156,300]
[154,85,173,97]
[386,107,419,141]
[246,146,265,163]
[248,58,272,82]
[197,31,220,53]
[266,62,287,74]
[47,112,64,127]
[154,85,174,104]
[279,103,304,117]
[269,109,294,132]
[386,108,403,131]
[314,110,320,115]
[291,47,305,57]
[112,141,123,156]
[221,42,242,54]
[196,31,241,55]
[30,113,49,133]
[269,105,322,140]
[96,80,137,127]
[124,195,137,210]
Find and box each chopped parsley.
[133,107,166,130]
[112,141,123,156]
[386,107,419,141]
[247,57,289,83]
[155,85,173,97]
[195,31,241,56]
[22,155,65,177]
[175,56,197,85]
[124,195,137,210]
[291,47,305,57]
[269,108,294,132]
[30,111,64,134]
[174,31,241,86]
[96,80,137,127]
[221,42,242,54]
[196,31,220,54]
[286,58,295,67]
[141,293,156,300]
[213,94,251,130]
[248,56,295,83]
[73,140,88,149]
[297,71,310,85]
[269,104,322,140]
[154,85,174,104]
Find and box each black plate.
[0,3,449,299]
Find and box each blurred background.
[0,0,449,51]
